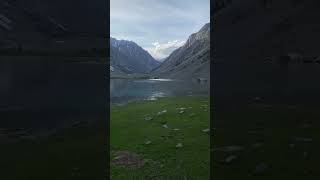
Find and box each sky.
[110,0,210,61]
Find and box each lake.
[110,78,209,105]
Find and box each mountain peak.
[185,23,210,48]
[110,37,160,74]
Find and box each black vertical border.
[106,0,111,178]
[210,0,215,179]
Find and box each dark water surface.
[110,79,209,105]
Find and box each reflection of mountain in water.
[110,79,209,104]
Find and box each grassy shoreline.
[110,96,210,179]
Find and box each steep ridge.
[110,37,159,75]
[152,23,210,79]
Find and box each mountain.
[0,0,107,50]
[110,37,160,75]
[212,0,320,104]
[151,23,210,79]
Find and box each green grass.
[213,104,320,179]
[0,120,107,180]
[110,96,210,179]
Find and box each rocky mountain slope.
[151,23,210,79]
[110,37,160,75]
[212,0,320,104]
[0,0,107,50]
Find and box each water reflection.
[110,78,209,105]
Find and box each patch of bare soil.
[112,150,145,169]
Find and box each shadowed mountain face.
[0,0,107,49]
[110,37,160,74]
[151,23,210,80]
[213,0,320,105]
[0,1,108,131]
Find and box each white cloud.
[146,40,185,60]
[110,0,209,50]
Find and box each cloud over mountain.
[146,40,185,60]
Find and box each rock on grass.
[176,143,183,148]
[112,151,145,169]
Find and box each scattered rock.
[71,121,84,127]
[253,97,262,102]
[172,128,180,131]
[112,151,145,169]
[224,155,237,163]
[202,128,210,133]
[162,124,169,129]
[157,110,167,116]
[253,162,269,175]
[144,116,153,121]
[176,143,183,148]
[145,140,152,145]
[179,110,185,114]
[189,113,196,117]
[177,107,187,111]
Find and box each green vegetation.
[213,104,320,179]
[110,96,210,179]
[0,121,107,180]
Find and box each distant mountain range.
[151,23,210,79]
[110,37,160,75]
[110,23,210,79]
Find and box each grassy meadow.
[110,96,210,179]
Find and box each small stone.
[177,107,187,111]
[202,128,210,133]
[144,116,153,121]
[189,113,196,117]
[179,111,185,114]
[162,124,169,129]
[224,155,237,163]
[173,128,180,131]
[176,143,183,148]
[157,110,167,116]
[145,140,152,145]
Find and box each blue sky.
[110,0,210,60]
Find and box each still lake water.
[110,79,209,105]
